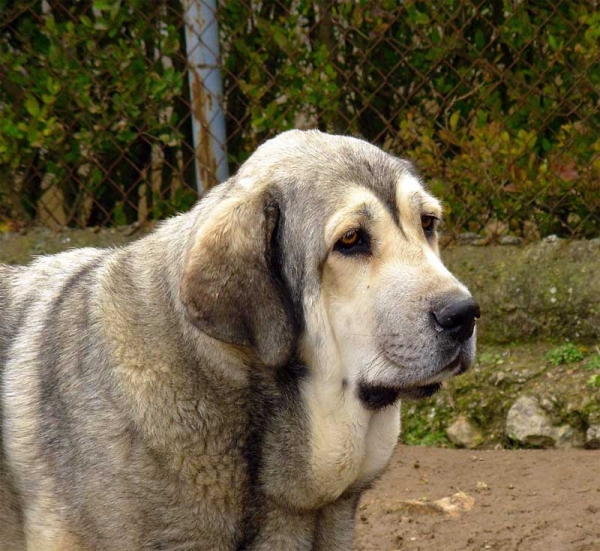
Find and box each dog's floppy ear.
[180,191,297,367]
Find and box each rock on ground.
[506,395,555,447]
[446,416,483,449]
[585,425,600,449]
[552,424,585,449]
[506,395,584,448]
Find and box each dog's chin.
[359,352,473,409]
[400,354,472,398]
[397,382,442,400]
[357,382,442,411]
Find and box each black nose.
[432,296,480,342]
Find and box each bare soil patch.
[355,445,600,551]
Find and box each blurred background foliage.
[1,0,599,239]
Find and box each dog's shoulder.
[4,247,108,309]
[0,248,113,358]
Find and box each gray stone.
[447,416,483,449]
[506,396,555,448]
[587,411,600,425]
[539,396,557,412]
[457,232,480,244]
[499,235,523,246]
[551,425,584,449]
[585,425,600,449]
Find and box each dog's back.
[0,265,21,367]
[0,238,254,550]
[1,265,27,549]
[0,252,108,551]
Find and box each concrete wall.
[443,239,600,343]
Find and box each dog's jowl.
[0,130,479,550]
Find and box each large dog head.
[180,130,478,402]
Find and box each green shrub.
[401,402,452,447]
[0,0,186,226]
[1,0,599,235]
[220,0,600,239]
[545,343,586,366]
[585,355,600,371]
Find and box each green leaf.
[475,29,485,51]
[109,0,122,21]
[46,77,61,95]
[113,201,127,226]
[450,111,460,131]
[587,374,600,388]
[415,11,430,25]
[24,97,40,117]
[92,0,112,11]
[44,14,56,31]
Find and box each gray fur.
[0,130,476,550]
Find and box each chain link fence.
[1,0,599,240]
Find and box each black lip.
[358,380,444,409]
[395,355,469,401]
[397,382,442,400]
[441,357,460,372]
[371,350,472,403]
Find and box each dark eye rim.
[421,214,440,235]
[333,228,371,256]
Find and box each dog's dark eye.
[340,230,359,246]
[334,229,371,255]
[421,215,439,235]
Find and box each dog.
[0,130,479,550]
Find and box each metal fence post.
[182,0,229,193]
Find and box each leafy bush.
[1,0,599,236]
[0,0,190,226]
[545,343,586,366]
[220,0,600,239]
[585,355,600,371]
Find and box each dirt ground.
[355,445,600,551]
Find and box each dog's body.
[0,130,478,550]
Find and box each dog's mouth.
[359,354,470,410]
[397,353,470,399]
[396,382,442,400]
[358,381,441,410]
[439,354,468,377]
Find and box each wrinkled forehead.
[323,171,442,240]
[284,145,439,228]
[236,130,439,222]
[319,145,414,222]
[318,148,439,225]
